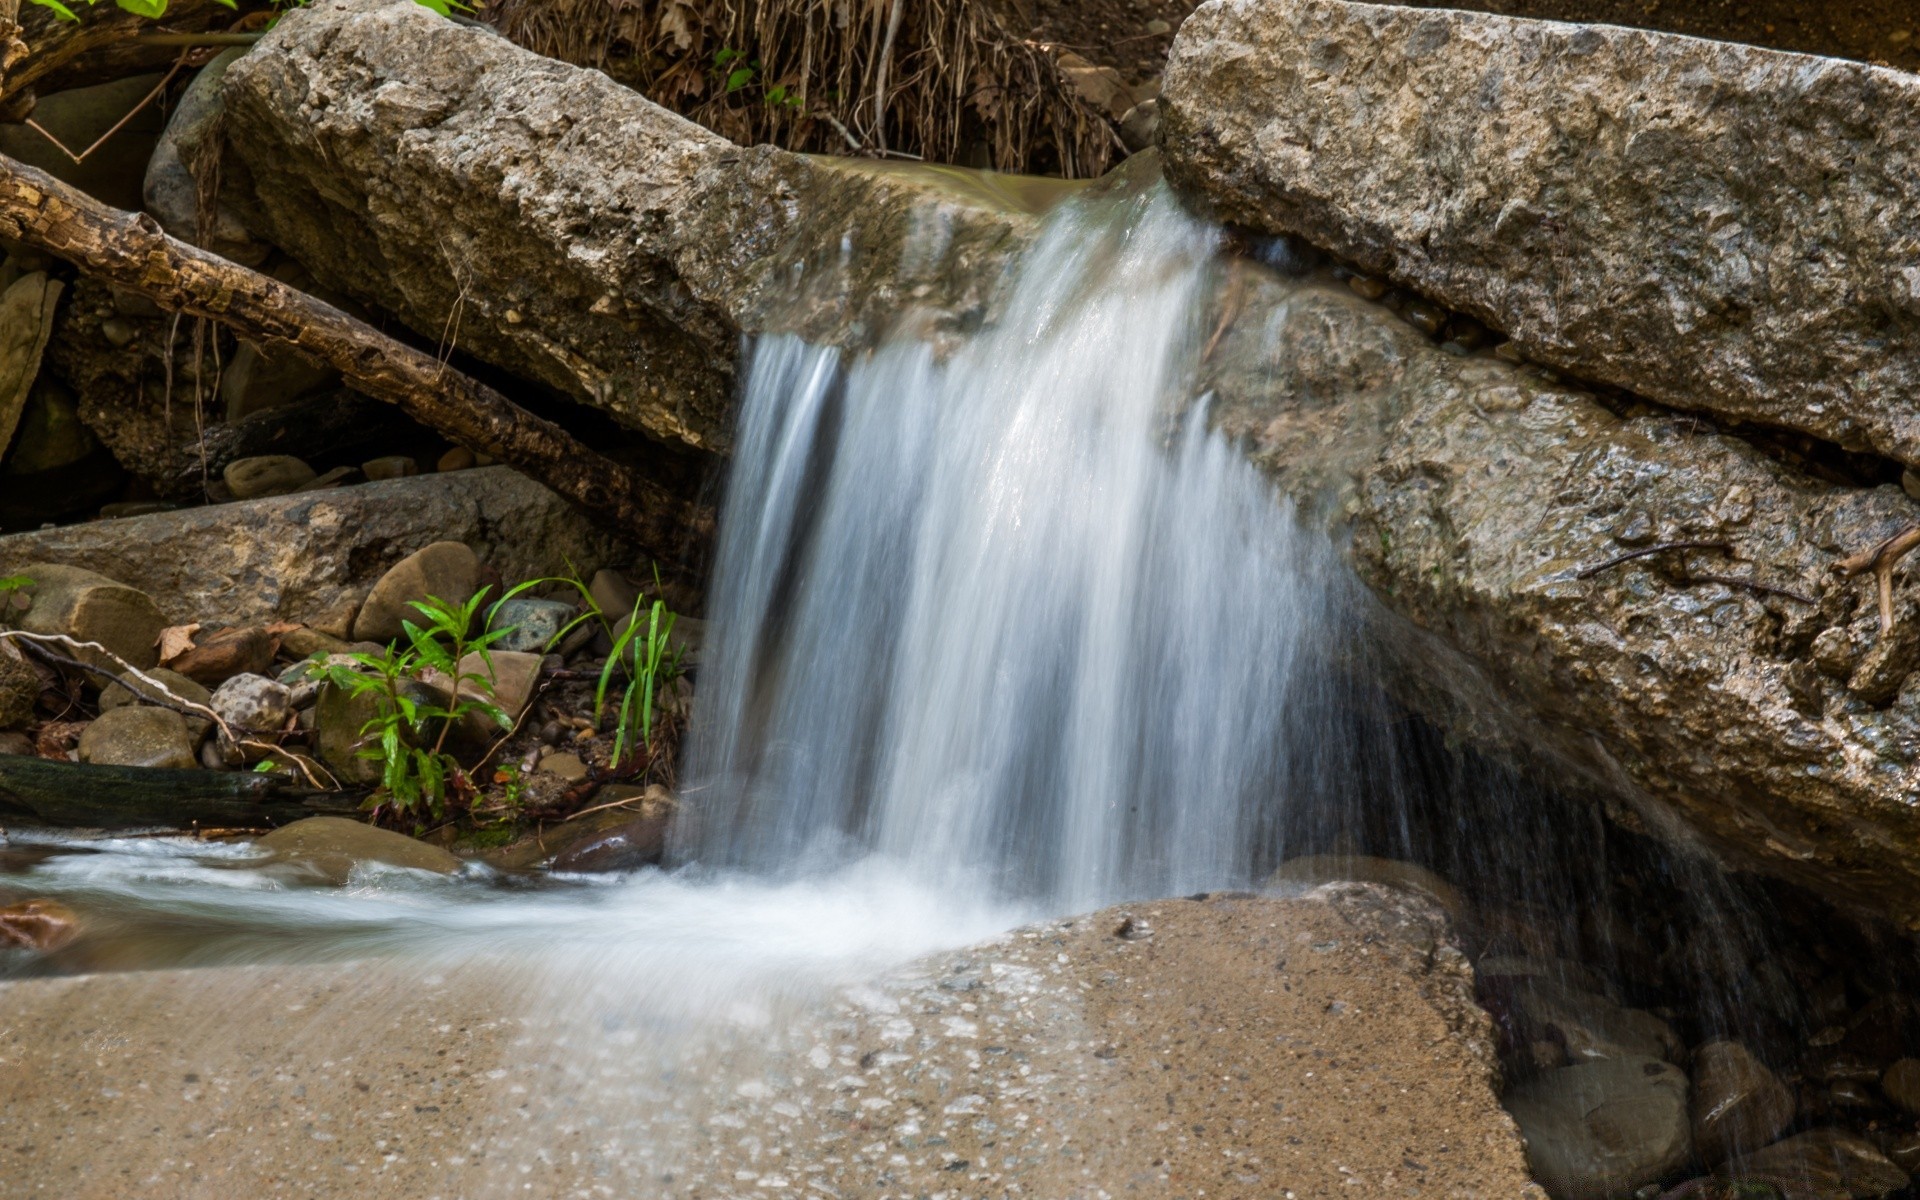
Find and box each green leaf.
[726,66,755,93]
[26,0,81,21]
[114,0,168,17]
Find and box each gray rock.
[1159,0,1920,467]
[1507,1056,1691,1200]
[76,706,197,769]
[1691,1040,1796,1165]
[99,666,212,739]
[0,468,628,631]
[537,751,588,782]
[254,816,461,884]
[209,673,293,762]
[1738,1129,1908,1199]
[486,596,577,654]
[1509,979,1680,1064]
[352,541,480,644]
[142,47,269,265]
[222,454,317,500]
[13,563,165,671]
[220,0,1045,454]
[0,273,63,468]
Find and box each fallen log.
[0,754,360,829]
[0,150,694,551]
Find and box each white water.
[5,178,1323,983]
[688,184,1324,912]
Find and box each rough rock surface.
[1201,265,1920,923]
[255,816,461,882]
[1506,1055,1692,1199]
[219,0,1049,455]
[0,272,61,460]
[0,889,1538,1197]
[1160,0,1920,466]
[0,467,627,630]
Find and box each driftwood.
[0,754,360,829]
[0,0,245,120]
[0,150,694,549]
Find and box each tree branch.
[0,151,695,550]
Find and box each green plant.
[0,575,32,631]
[594,590,684,769]
[308,588,514,823]
[712,47,801,111]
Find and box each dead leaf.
[33,720,85,760]
[157,623,201,665]
[265,621,302,636]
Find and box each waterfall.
[685,181,1331,911]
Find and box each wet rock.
[0,640,39,730]
[548,784,676,873]
[312,682,384,786]
[1735,1129,1908,1199]
[222,454,318,500]
[209,673,293,762]
[143,47,269,265]
[1267,854,1466,924]
[537,751,588,782]
[1159,0,1920,469]
[486,597,577,655]
[14,564,165,671]
[255,816,461,884]
[0,273,63,465]
[0,898,78,952]
[1507,1056,1692,1200]
[352,541,480,644]
[1692,1041,1796,1165]
[76,706,197,769]
[1118,97,1161,153]
[167,626,276,686]
[1508,979,1680,1064]
[0,469,627,632]
[1881,1058,1920,1116]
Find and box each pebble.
[210,673,293,762]
[437,446,476,472]
[1402,297,1448,336]
[15,563,166,671]
[538,750,589,782]
[167,625,276,685]
[223,454,317,500]
[1346,273,1389,301]
[1146,18,1171,34]
[361,455,419,482]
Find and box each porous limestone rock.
[1160,0,1920,466]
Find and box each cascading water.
[687,183,1328,911]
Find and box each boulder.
[1507,1056,1692,1200]
[455,649,541,722]
[254,816,461,884]
[98,666,212,739]
[209,673,293,763]
[1736,1129,1909,1199]
[1691,1040,1796,1165]
[1267,854,1466,924]
[1159,0,1920,467]
[12,563,165,671]
[76,706,197,770]
[0,467,628,630]
[351,541,480,644]
[0,272,62,464]
[1506,979,1680,1064]
[219,0,1044,454]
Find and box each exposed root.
[1833,523,1920,634]
[487,0,1127,178]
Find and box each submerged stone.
[255,816,461,884]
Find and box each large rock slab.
[1201,262,1920,923]
[219,0,1052,455]
[0,889,1538,1196]
[0,467,627,630]
[1161,0,1920,467]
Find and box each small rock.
[278,626,354,660]
[99,666,211,713]
[1402,296,1448,336]
[210,673,293,762]
[1118,98,1161,153]
[1691,1040,1795,1165]
[0,898,79,952]
[589,568,642,621]
[361,456,420,482]
[312,682,385,785]
[167,625,278,685]
[488,596,579,654]
[458,649,543,720]
[1146,17,1171,34]
[15,563,166,671]
[0,730,34,755]
[76,706,197,769]
[220,343,338,421]
[1882,1058,1920,1116]
[222,454,318,500]
[538,751,588,782]
[436,446,476,472]
[296,465,358,492]
[551,810,671,872]
[1507,1056,1692,1200]
[1347,273,1389,301]
[352,541,480,643]
[1508,979,1678,1063]
[1736,1128,1908,1199]
[255,816,461,884]
[1901,468,1920,502]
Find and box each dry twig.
[1833,523,1920,634]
